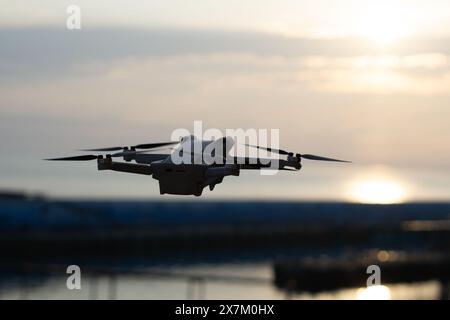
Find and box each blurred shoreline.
[1,190,449,299]
[1,190,449,260]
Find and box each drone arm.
[134,153,170,164]
[232,157,299,170]
[239,163,272,170]
[239,164,298,171]
[97,158,153,175]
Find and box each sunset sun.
[349,179,406,204]
[358,4,410,45]
[346,168,409,204]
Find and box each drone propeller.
[81,141,178,152]
[245,145,290,156]
[44,150,132,161]
[45,146,175,161]
[300,154,350,162]
[45,155,104,161]
[246,144,351,163]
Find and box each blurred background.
[0,0,449,299]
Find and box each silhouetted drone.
[46,136,350,196]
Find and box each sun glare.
[348,179,406,204]
[358,4,410,45]
[346,168,409,204]
[356,285,391,300]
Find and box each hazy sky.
[2,0,450,38]
[1,1,449,201]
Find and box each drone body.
[47,135,349,196]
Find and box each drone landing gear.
[194,183,204,197]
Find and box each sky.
[1,0,450,202]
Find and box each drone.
[46,135,350,196]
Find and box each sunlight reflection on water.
[0,263,441,300]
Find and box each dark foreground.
[0,192,449,299]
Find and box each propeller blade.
[134,141,178,149]
[81,141,178,152]
[45,150,137,161]
[300,154,351,163]
[45,155,99,161]
[245,144,351,163]
[245,144,290,155]
[111,150,158,157]
[81,147,123,152]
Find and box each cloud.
[3,27,450,80]
[1,27,450,199]
[1,27,450,172]
[1,50,450,167]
